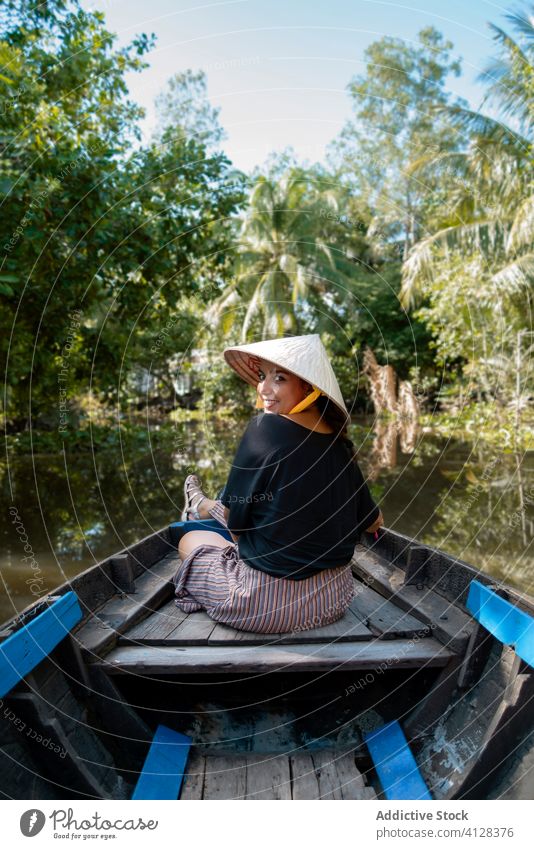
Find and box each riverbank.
[420,402,534,452]
[3,399,534,456]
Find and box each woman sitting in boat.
[174,333,383,633]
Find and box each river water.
[1,416,533,624]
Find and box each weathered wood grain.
[123,605,371,648]
[180,752,206,799]
[202,755,247,800]
[332,751,368,800]
[165,611,218,645]
[351,546,474,653]
[245,753,292,800]
[312,749,344,799]
[180,751,376,800]
[120,600,188,644]
[95,637,454,674]
[350,581,429,639]
[75,553,179,659]
[289,753,319,800]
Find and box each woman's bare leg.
[178,529,230,560]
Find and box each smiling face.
[256,358,311,415]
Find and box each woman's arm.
[365,508,384,533]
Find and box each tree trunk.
[362,348,398,415]
[363,347,420,420]
[398,379,420,420]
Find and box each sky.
[81,0,518,173]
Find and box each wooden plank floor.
[82,560,458,673]
[70,539,476,675]
[119,577,430,649]
[180,749,377,800]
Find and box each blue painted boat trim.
[169,519,233,544]
[365,720,432,800]
[132,724,192,800]
[0,591,83,698]
[466,580,534,668]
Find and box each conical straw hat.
[223,334,349,422]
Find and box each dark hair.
[314,395,358,462]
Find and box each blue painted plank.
[132,724,192,800]
[0,592,83,698]
[169,519,233,545]
[466,580,534,668]
[365,721,432,800]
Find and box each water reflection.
[1,416,533,623]
[358,419,534,595]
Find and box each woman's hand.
[365,509,384,533]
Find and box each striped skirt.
[173,500,355,634]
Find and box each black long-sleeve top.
[220,412,380,580]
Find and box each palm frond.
[507,194,534,254]
[208,282,240,318]
[401,219,510,307]
[405,149,470,178]
[292,264,308,305]
[491,252,534,295]
[241,278,266,341]
[503,8,534,44]
[475,20,534,131]
[484,22,531,70]
[442,104,531,155]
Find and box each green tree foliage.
[0,1,245,429]
[154,68,226,147]
[329,26,467,259]
[400,6,534,407]
[209,165,366,340]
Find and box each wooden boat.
[1,518,533,801]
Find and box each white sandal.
[181,474,207,521]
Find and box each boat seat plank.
[164,611,218,645]
[94,637,454,675]
[245,753,292,800]
[350,582,430,639]
[278,608,371,643]
[208,622,283,644]
[119,601,371,648]
[122,600,188,643]
[75,553,179,659]
[131,724,192,800]
[364,720,432,801]
[0,592,82,698]
[351,546,474,653]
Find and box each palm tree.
[209,169,356,340]
[400,6,533,309]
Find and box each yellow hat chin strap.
[288,386,323,414]
[255,385,324,412]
